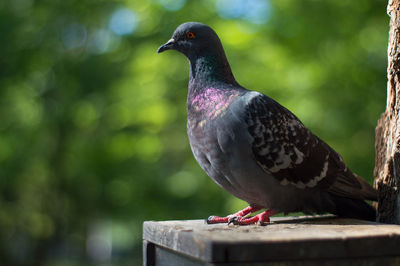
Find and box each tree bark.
[374,0,400,224]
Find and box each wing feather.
[244,92,375,200]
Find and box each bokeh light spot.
[87,222,112,263]
[87,29,121,54]
[109,8,138,35]
[135,135,163,162]
[159,0,186,11]
[62,23,87,50]
[216,0,270,24]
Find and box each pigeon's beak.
[157,38,176,53]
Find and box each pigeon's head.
[157,22,223,60]
[158,22,236,83]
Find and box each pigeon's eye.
[186,31,195,39]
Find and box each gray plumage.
[158,22,377,222]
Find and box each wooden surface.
[143,216,400,265]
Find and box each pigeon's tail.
[330,194,377,222]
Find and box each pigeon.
[157,22,377,225]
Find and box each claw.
[258,220,269,225]
[227,216,238,225]
[205,216,214,224]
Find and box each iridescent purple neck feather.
[188,87,240,121]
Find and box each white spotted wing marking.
[279,154,329,188]
[246,93,336,189]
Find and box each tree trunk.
[374,0,400,224]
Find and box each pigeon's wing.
[244,92,376,200]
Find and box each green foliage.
[0,0,387,264]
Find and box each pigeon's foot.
[229,210,276,225]
[206,205,262,224]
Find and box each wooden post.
[143,216,400,265]
[374,0,400,224]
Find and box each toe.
[206,215,229,224]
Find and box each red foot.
[206,206,276,225]
[206,205,261,224]
[230,210,276,225]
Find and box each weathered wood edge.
[143,220,216,261]
[143,217,400,263]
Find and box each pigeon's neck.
[187,86,241,122]
[187,51,241,120]
[188,53,237,88]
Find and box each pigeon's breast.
[187,109,251,200]
[187,91,280,204]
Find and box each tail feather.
[328,172,378,201]
[330,194,377,222]
[353,174,378,201]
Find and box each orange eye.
[186,31,195,39]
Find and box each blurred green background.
[0,0,388,265]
